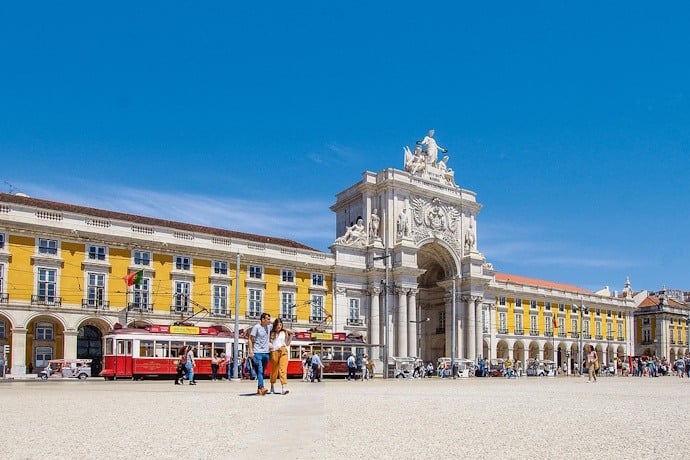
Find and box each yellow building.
[0,193,333,375]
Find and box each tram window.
[198,342,211,358]
[105,338,113,355]
[290,346,301,360]
[154,341,168,358]
[333,347,343,360]
[171,341,184,357]
[140,340,154,357]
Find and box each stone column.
[63,330,78,360]
[369,286,381,350]
[445,297,452,357]
[396,288,408,357]
[475,299,483,360]
[10,328,27,375]
[466,296,476,361]
[456,291,464,359]
[407,289,417,358]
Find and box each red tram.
[100,326,378,380]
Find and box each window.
[571,319,578,337]
[545,302,551,311]
[571,304,577,313]
[38,238,58,255]
[545,317,552,336]
[311,273,324,287]
[515,313,523,333]
[482,309,488,333]
[281,269,295,283]
[248,289,262,317]
[558,317,565,334]
[643,318,650,325]
[281,292,295,319]
[530,315,538,335]
[212,285,228,316]
[36,322,53,340]
[584,320,590,336]
[86,273,105,307]
[213,261,228,275]
[249,265,263,279]
[37,268,57,303]
[175,256,191,271]
[595,321,601,338]
[440,311,447,331]
[0,232,5,249]
[0,264,4,295]
[498,312,507,333]
[499,296,506,306]
[133,251,151,266]
[607,310,612,318]
[35,347,53,369]
[607,322,613,339]
[558,303,564,312]
[131,278,150,311]
[349,298,360,320]
[670,327,674,343]
[643,329,651,343]
[88,245,106,261]
[310,295,325,321]
[595,308,601,316]
[618,311,622,319]
[173,281,190,312]
[530,300,537,310]
[0,320,5,338]
[515,298,522,309]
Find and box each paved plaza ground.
[1,375,687,459]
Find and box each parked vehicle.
[39,359,92,380]
[437,357,474,378]
[526,359,557,377]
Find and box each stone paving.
[0,375,687,459]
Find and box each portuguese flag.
[124,270,143,287]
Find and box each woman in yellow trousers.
[269,318,294,395]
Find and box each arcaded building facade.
[1,132,647,375]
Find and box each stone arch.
[543,341,554,361]
[482,338,489,361]
[513,340,525,363]
[26,313,68,373]
[415,240,460,361]
[496,340,509,359]
[528,341,540,360]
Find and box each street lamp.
[410,317,430,359]
[373,252,391,379]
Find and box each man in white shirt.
[248,312,271,395]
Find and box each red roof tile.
[495,272,592,295]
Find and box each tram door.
[115,339,133,377]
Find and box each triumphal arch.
[330,130,494,366]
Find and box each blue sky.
[2,2,689,293]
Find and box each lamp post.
[451,278,456,379]
[233,252,240,380]
[373,252,391,379]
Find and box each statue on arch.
[416,129,447,166]
[335,218,366,246]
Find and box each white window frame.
[595,321,601,338]
[173,281,191,313]
[36,322,54,340]
[281,292,295,319]
[281,269,295,283]
[249,265,263,280]
[133,250,151,266]
[248,289,262,318]
[174,256,192,271]
[545,302,551,311]
[311,273,324,287]
[212,285,228,316]
[131,278,151,312]
[530,315,538,334]
[530,300,537,310]
[35,346,53,369]
[213,260,228,275]
[498,312,507,332]
[440,310,446,331]
[0,232,5,249]
[0,320,5,338]
[642,329,651,343]
[515,298,522,309]
[87,245,107,261]
[348,298,360,320]
[38,238,58,255]
[499,296,506,306]
[515,313,523,333]
[86,272,106,307]
[310,294,325,321]
[37,267,58,304]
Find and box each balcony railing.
[128,302,153,313]
[82,299,110,310]
[544,331,553,337]
[570,332,579,339]
[514,329,524,335]
[310,316,325,323]
[558,332,567,338]
[617,336,624,342]
[498,328,508,334]
[595,334,603,340]
[246,312,261,320]
[31,295,61,306]
[346,318,364,326]
[210,310,231,318]
[0,293,8,303]
[529,330,539,336]
[276,314,294,322]
[170,305,191,315]
[606,335,614,341]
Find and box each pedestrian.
[302,351,310,382]
[211,353,220,381]
[186,345,197,385]
[361,354,369,381]
[175,345,187,385]
[347,352,356,381]
[367,356,376,379]
[269,318,294,395]
[586,345,598,383]
[310,352,323,382]
[248,312,272,395]
[675,357,685,378]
